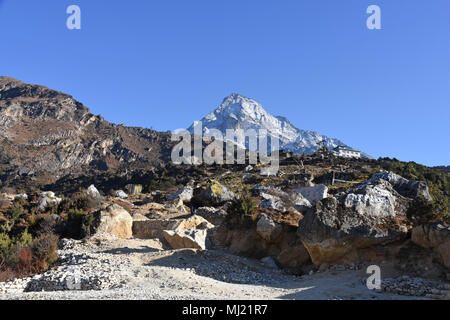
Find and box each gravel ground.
[0,234,445,300]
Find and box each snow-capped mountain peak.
[189,93,361,156]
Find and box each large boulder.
[256,214,282,242]
[162,215,214,250]
[86,185,102,200]
[368,171,432,201]
[168,186,194,203]
[37,191,62,211]
[95,204,133,239]
[297,180,410,266]
[293,185,328,205]
[412,223,450,268]
[193,181,236,206]
[163,229,208,250]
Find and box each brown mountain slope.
[0,77,174,179]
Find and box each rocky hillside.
[0,77,174,180]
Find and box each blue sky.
[0,0,449,166]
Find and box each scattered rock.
[115,190,128,199]
[260,193,286,212]
[37,191,62,211]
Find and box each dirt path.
[0,235,420,300]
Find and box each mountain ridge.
[0,76,174,180]
[188,93,363,156]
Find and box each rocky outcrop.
[214,215,311,273]
[297,180,410,266]
[94,204,133,239]
[368,171,432,201]
[412,223,450,269]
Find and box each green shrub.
[407,195,438,225]
[5,203,23,223]
[226,192,257,227]
[0,231,58,281]
[0,233,12,262]
[30,233,59,271]
[65,208,96,239]
[378,159,449,223]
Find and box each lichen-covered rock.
[193,181,236,206]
